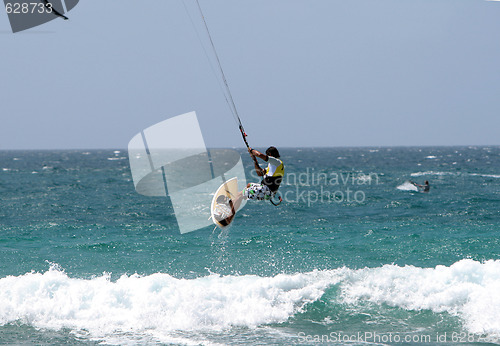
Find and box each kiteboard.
[210,177,240,228]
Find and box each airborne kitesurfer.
[243,146,284,202]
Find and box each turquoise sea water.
[0,147,499,345]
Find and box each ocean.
[0,146,499,345]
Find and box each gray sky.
[1,0,499,150]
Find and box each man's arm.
[249,148,266,176]
[249,148,268,161]
[412,182,423,188]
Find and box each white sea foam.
[469,173,500,179]
[107,157,127,161]
[410,171,458,177]
[2,260,500,343]
[340,259,500,336]
[411,171,500,179]
[0,265,340,343]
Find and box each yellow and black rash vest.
[261,156,285,192]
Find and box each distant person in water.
[411,180,430,193]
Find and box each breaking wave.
[1,260,500,343]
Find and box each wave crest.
[2,260,500,342]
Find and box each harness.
[262,159,285,206]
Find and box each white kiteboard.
[210,177,240,228]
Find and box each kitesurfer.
[243,146,285,201]
[213,147,284,225]
[411,180,430,193]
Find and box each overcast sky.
[1,0,499,150]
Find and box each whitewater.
[2,259,500,344]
